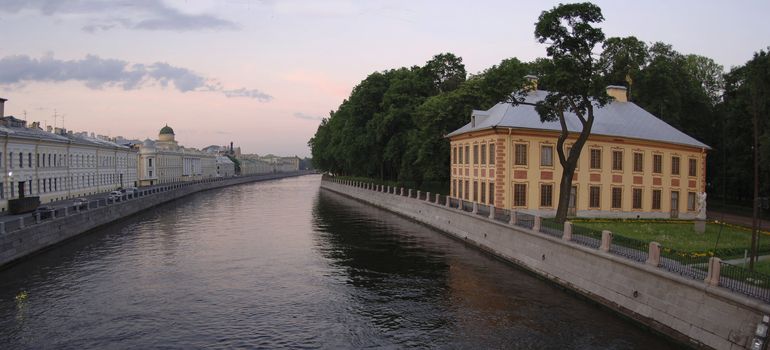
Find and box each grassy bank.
[572,219,768,258]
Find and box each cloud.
[0,0,238,32]
[0,53,272,101]
[293,112,323,121]
[222,88,272,102]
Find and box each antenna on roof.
[53,109,58,128]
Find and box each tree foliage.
[309,6,767,214]
[512,2,608,223]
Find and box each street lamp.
[7,171,12,198]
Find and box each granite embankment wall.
[0,171,312,269]
[322,179,769,350]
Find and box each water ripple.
[0,175,677,349]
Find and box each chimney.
[524,75,538,91]
[606,85,628,102]
[47,125,53,133]
[0,98,6,117]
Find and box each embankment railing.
[327,176,770,304]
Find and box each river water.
[0,175,677,349]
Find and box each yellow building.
[447,84,710,219]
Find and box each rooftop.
[447,90,710,150]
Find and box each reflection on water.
[0,175,676,349]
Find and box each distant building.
[447,83,710,219]
[215,156,235,177]
[136,125,216,186]
[0,99,137,211]
[238,158,273,175]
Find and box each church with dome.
[137,125,217,186]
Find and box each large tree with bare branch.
[513,3,610,223]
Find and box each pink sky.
[1,0,768,157]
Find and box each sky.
[0,0,768,157]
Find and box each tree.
[599,36,648,97]
[512,2,609,223]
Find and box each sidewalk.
[707,210,769,231]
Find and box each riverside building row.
[447,81,710,219]
[0,98,297,212]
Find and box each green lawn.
[572,220,767,255]
[753,260,770,275]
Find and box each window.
[611,187,622,209]
[612,150,623,171]
[590,149,602,169]
[489,182,495,205]
[489,143,496,165]
[513,184,527,206]
[465,146,470,165]
[452,147,457,165]
[28,153,32,167]
[632,188,643,209]
[481,144,487,165]
[688,192,696,211]
[452,180,456,197]
[480,182,486,203]
[514,144,527,165]
[473,181,478,201]
[540,184,553,207]
[148,158,153,167]
[19,152,23,168]
[589,186,601,208]
[633,152,643,172]
[652,190,662,210]
[653,154,662,173]
[37,154,40,167]
[0,183,3,199]
[458,146,463,164]
[671,156,680,175]
[541,145,553,167]
[9,152,12,169]
[688,159,697,177]
[473,145,479,165]
[464,180,469,200]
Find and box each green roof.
[160,125,174,135]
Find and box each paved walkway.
[707,210,769,231]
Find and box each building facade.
[447,85,709,219]
[215,156,235,177]
[0,106,138,212]
[136,125,216,186]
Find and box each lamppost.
[7,171,13,199]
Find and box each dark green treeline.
[309,46,770,205]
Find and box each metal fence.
[514,212,534,230]
[323,176,770,305]
[609,234,649,263]
[659,248,710,282]
[539,218,563,238]
[477,204,490,217]
[494,207,510,223]
[570,224,602,249]
[719,262,770,303]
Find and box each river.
[0,175,677,349]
